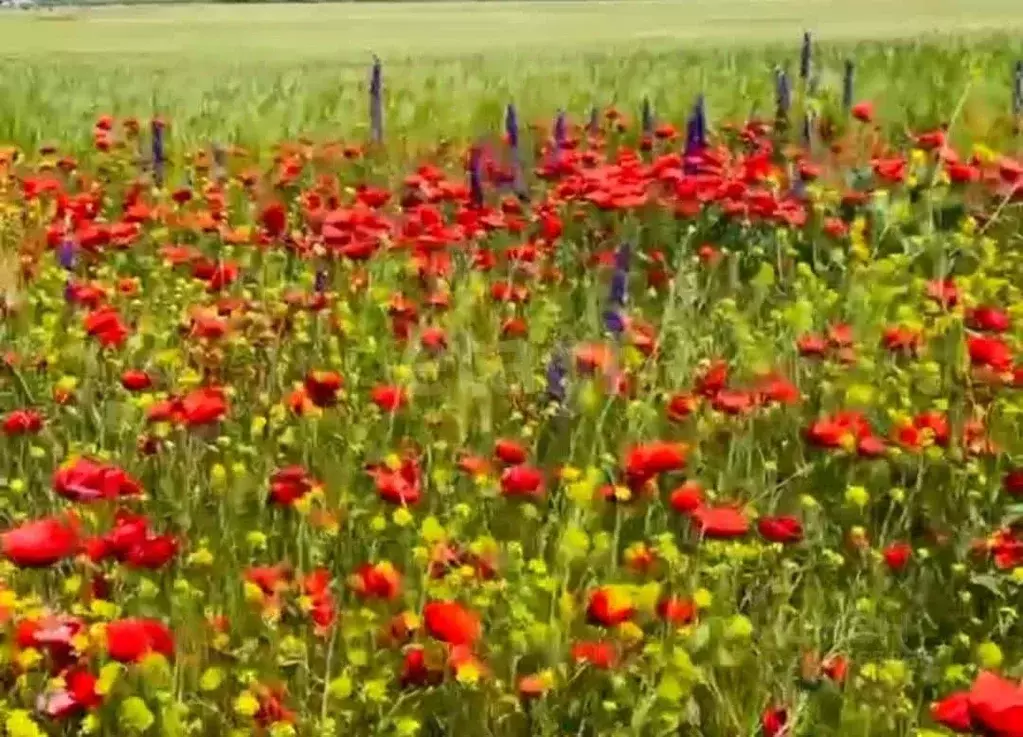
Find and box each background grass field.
[0,1,1021,156]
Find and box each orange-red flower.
[2,514,80,568]
[500,465,544,498]
[350,561,402,601]
[2,408,43,435]
[423,600,481,646]
[53,458,142,503]
[105,618,175,663]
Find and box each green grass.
[0,2,1020,152]
[2,0,1022,58]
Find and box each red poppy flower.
[120,370,153,392]
[399,646,444,688]
[669,481,704,515]
[254,685,296,727]
[695,360,729,397]
[40,668,102,719]
[761,706,789,737]
[2,409,43,435]
[260,201,287,238]
[500,465,544,499]
[83,306,129,348]
[624,441,688,486]
[657,596,696,627]
[822,653,849,684]
[797,333,828,357]
[371,384,408,413]
[931,690,973,733]
[691,505,749,539]
[303,370,343,408]
[423,600,481,646]
[349,561,402,601]
[368,456,422,505]
[757,515,804,544]
[967,306,1011,333]
[882,326,921,354]
[180,386,228,426]
[518,673,551,700]
[926,279,959,308]
[105,618,175,663]
[53,458,142,503]
[968,335,1014,372]
[494,439,528,465]
[1005,470,1023,498]
[571,640,618,669]
[966,671,1023,737]
[666,393,699,421]
[851,101,874,123]
[882,541,912,572]
[586,587,635,627]
[269,466,320,506]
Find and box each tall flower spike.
[212,143,226,182]
[58,239,75,271]
[151,118,165,189]
[609,242,630,307]
[800,31,812,82]
[694,94,707,149]
[1013,60,1023,117]
[588,105,599,135]
[802,112,813,148]
[545,344,567,404]
[553,110,566,150]
[505,103,519,151]
[370,56,383,144]
[468,144,484,209]
[314,269,328,293]
[641,97,653,137]
[775,69,791,129]
[843,60,855,112]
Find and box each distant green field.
[1,0,1022,58]
[0,1,1020,151]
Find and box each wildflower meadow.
[2,5,1023,736]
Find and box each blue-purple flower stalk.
[58,240,75,271]
[603,242,631,336]
[800,31,812,82]
[315,269,328,293]
[553,110,566,151]
[1014,60,1023,118]
[151,119,165,189]
[545,344,567,404]
[588,106,599,136]
[683,96,707,174]
[468,144,484,209]
[505,103,524,195]
[370,56,383,144]
[843,60,855,112]
[775,69,791,127]
[641,97,653,137]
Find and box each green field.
[0,1,1021,151]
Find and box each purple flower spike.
[603,308,625,336]
[315,269,328,293]
[151,118,165,189]
[588,106,599,135]
[370,56,383,144]
[553,110,566,150]
[505,103,519,151]
[843,60,855,112]
[58,240,75,271]
[608,242,630,307]
[776,69,791,127]
[545,344,568,404]
[1014,60,1023,117]
[468,144,484,209]
[641,97,653,137]
[800,31,812,82]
